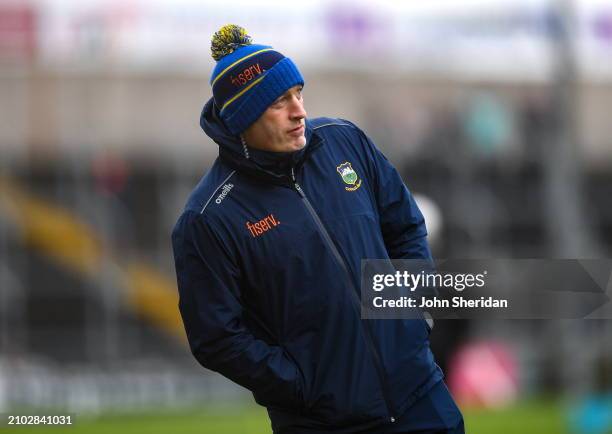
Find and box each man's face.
[242,85,307,153]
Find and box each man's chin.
[285,137,306,151]
[293,136,306,151]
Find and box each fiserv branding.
[231,63,264,87]
[246,214,280,238]
[211,49,285,114]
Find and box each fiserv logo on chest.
[246,214,280,238]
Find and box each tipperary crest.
[336,161,362,191]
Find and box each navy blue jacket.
[171,99,443,433]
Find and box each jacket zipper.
[290,168,397,423]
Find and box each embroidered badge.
[336,162,362,192]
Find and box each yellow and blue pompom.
[211,24,252,61]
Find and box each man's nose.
[289,97,307,120]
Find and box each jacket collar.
[200,97,323,186]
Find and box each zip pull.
[291,167,305,197]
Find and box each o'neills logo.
[246,214,280,238]
[215,183,234,204]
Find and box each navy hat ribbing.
[209,25,304,135]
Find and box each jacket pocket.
[294,361,309,411]
[281,348,311,412]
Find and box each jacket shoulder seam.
[312,121,353,130]
[200,170,237,215]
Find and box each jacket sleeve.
[355,125,433,260]
[171,210,304,409]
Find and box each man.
[172,25,464,434]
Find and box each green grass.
[464,400,566,434]
[1,400,566,434]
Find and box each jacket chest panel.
[227,185,326,278]
[224,185,337,335]
[300,148,378,225]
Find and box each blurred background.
[1,0,611,433]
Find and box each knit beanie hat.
[209,25,305,135]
